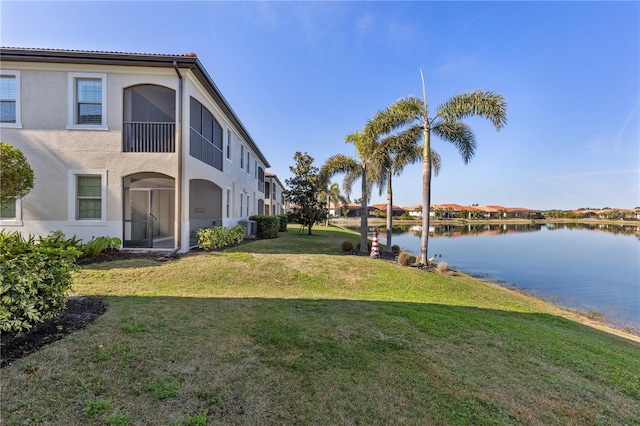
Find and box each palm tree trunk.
[386,170,393,253]
[360,166,369,254]
[420,70,431,266]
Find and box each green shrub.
[197,225,245,251]
[0,230,81,332]
[397,251,416,267]
[341,240,354,252]
[277,214,288,232]
[82,236,122,258]
[249,215,279,239]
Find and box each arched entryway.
[188,179,223,246]
[123,173,175,248]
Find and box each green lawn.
[2,225,639,425]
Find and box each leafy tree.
[0,143,34,205]
[285,152,326,235]
[368,74,507,264]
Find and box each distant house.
[372,204,405,217]
[0,47,272,252]
[404,204,422,218]
[340,202,376,218]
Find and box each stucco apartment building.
[264,171,286,216]
[0,47,273,252]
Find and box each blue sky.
[2,1,638,210]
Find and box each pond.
[359,222,640,331]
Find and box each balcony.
[123,122,175,153]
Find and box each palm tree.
[364,122,441,254]
[320,131,377,255]
[369,73,507,264]
[328,182,347,218]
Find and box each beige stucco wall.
[1,59,268,250]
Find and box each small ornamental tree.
[285,152,327,235]
[0,143,35,205]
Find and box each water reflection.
[371,222,640,239]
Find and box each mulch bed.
[1,296,107,367]
[1,250,168,368]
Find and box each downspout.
[173,61,183,252]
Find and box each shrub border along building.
[249,215,280,239]
[197,225,246,251]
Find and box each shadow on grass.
[3,296,639,424]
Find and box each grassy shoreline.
[2,225,639,425]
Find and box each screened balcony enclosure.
[123,84,176,153]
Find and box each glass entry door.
[123,174,175,249]
[125,189,153,247]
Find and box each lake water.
[368,223,639,330]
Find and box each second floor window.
[0,74,17,123]
[258,167,265,193]
[190,97,223,171]
[68,73,107,129]
[77,79,102,124]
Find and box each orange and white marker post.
[370,230,380,258]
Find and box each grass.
[2,225,639,425]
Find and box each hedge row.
[197,225,246,251]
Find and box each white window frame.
[239,193,244,217]
[68,169,107,224]
[0,198,22,226]
[225,128,232,162]
[254,160,258,179]
[226,188,232,218]
[247,151,251,175]
[0,70,22,128]
[240,144,245,170]
[67,72,108,130]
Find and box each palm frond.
[432,120,476,164]
[342,168,362,198]
[435,90,507,130]
[319,154,360,186]
[365,96,424,138]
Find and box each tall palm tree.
[321,131,377,255]
[365,114,441,254]
[369,74,507,264]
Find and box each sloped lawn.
[1,225,638,425]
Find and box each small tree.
[0,143,34,205]
[285,152,326,235]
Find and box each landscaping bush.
[397,251,416,267]
[341,240,354,252]
[0,230,82,332]
[81,236,122,258]
[249,215,279,239]
[197,225,246,251]
[277,214,288,232]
